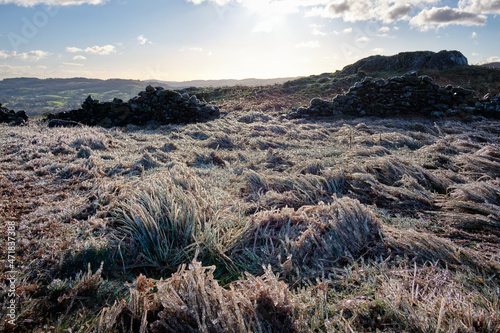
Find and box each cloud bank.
[66,45,116,55]
[0,50,49,61]
[410,6,487,30]
[186,0,500,30]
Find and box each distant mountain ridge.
[482,62,500,69]
[145,77,297,88]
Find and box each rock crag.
[339,50,468,76]
[288,72,500,119]
[48,85,220,128]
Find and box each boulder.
[339,50,468,76]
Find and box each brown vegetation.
[1,102,499,332]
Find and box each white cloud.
[0,0,107,6]
[66,47,83,53]
[472,52,479,57]
[0,64,32,77]
[73,55,87,60]
[0,50,49,62]
[356,36,371,43]
[186,0,230,5]
[307,0,439,23]
[84,45,116,55]
[371,48,385,54]
[184,0,500,30]
[485,56,500,63]
[471,31,478,38]
[26,50,49,61]
[180,47,204,52]
[295,40,320,48]
[378,26,392,37]
[343,27,353,34]
[459,0,500,14]
[410,6,487,30]
[311,24,327,36]
[66,45,115,55]
[187,0,311,17]
[62,62,84,67]
[137,35,152,45]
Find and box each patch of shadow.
[59,246,117,279]
[188,131,210,141]
[205,135,241,150]
[160,143,178,153]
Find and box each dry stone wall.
[48,85,220,128]
[0,103,28,125]
[288,72,500,119]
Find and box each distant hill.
[482,62,500,69]
[146,77,297,89]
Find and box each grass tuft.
[97,259,298,333]
[230,197,383,277]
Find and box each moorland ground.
[1,89,500,332]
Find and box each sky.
[0,0,499,81]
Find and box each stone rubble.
[0,103,28,125]
[48,85,220,128]
[288,72,500,119]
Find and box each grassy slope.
[1,77,500,332]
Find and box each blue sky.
[0,0,499,81]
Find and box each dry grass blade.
[97,259,298,333]
[362,156,451,194]
[243,169,346,209]
[230,197,383,277]
[438,180,500,234]
[456,145,500,180]
[383,226,500,274]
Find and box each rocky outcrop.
[48,85,220,128]
[288,72,500,119]
[0,103,28,125]
[339,50,468,76]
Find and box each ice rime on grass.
[231,197,383,277]
[98,259,297,333]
